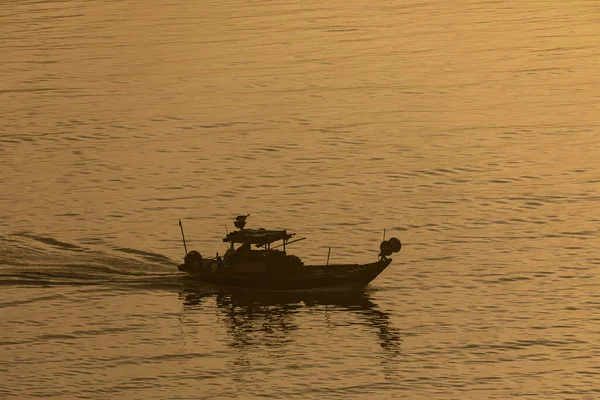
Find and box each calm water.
[1,0,599,398]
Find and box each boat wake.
[0,234,181,288]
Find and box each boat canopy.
[223,228,294,246]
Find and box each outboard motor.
[184,250,203,265]
[178,250,203,273]
[380,237,401,258]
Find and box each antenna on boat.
[383,228,386,241]
[326,246,331,266]
[179,219,188,256]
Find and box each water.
[1,0,599,398]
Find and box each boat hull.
[178,258,392,290]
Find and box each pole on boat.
[271,237,306,250]
[179,219,188,256]
[326,246,331,266]
[383,228,386,241]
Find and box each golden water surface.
[1,1,599,398]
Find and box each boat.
[177,215,401,290]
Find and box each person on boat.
[236,243,252,253]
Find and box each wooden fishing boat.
[177,215,401,290]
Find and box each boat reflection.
[179,283,401,354]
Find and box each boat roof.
[223,229,294,245]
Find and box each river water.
[1,1,599,399]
